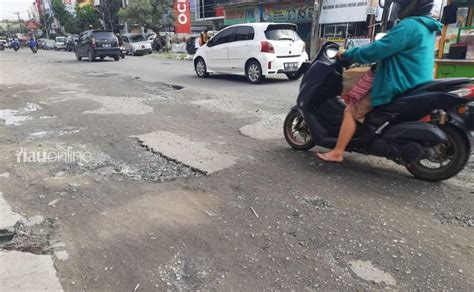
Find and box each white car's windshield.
[130,35,145,43]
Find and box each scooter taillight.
[449,85,474,99]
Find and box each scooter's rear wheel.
[284,110,315,151]
[406,125,470,182]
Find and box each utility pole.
[14,12,23,34]
[40,0,50,39]
[310,0,322,59]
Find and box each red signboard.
[25,20,39,31]
[215,6,224,17]
[175,0,191,34]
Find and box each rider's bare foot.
[315,151,344,163]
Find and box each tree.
[118,0,174,33]
[51,0,78,33]
[102,0,123,31]
[76,4,102,32]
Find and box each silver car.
[122,33,152,56]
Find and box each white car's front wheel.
[246,60,264,84]
[195,58,209,78]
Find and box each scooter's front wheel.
[406,125,470,182]
[284,109,315,151]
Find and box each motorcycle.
[28,40,38,53]
[284,42,474,182]
[119,46,126,59]
[12,41,20,51]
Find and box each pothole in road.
[434,212,473,227]
[170,84,184,90]
[299,196,333,209]
[65,142,203,182]
[0,218,55,255]
[84,72,117,78]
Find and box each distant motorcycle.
[28,39,38,53]
[120,46,126,59]
[12,40,20,51]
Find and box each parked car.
[144,33,156,46]
[43,39,56,50]
[66,35,79,52]
[75,30,121,62]
[55,36,67,50]
[122,33,152,56]
[193,23,308,84]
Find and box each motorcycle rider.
[28,36,37,51]
[317,0,442,162]
[11,37,20,50]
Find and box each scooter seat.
[398,78,470,97]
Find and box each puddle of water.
[0,103,44,126]
[0,109,33,126]
[30,129,80,138]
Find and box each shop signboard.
[263,3,313,23]
[346,38,371,49]
[224,6,258,25]
[320,0,370,24]
[326,37,346,47]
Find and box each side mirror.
[387,2,400,22]
[441,4,458,25]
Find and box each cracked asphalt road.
[0,49,473,291]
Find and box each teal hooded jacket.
[344,16,443,106]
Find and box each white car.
[193,23,309,84]
[122,33,152,56]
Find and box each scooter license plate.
[284,62,299,72]
[103,44,111,47]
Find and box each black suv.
[75,30,120,62]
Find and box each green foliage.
[118,0,174,32]
[75,5,102,32]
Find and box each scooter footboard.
[383,122,448,145]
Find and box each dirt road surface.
[0,50,473,291]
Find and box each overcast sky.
[0,0,446,21]
[0,0,35,20]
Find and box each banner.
[175,0,191,34]
[263,3,313,23]
[346,38,371,49]
[320,0,370,24]
[224,6,258,25]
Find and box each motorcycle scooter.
[284,42,474,182]
[12,40,20,52]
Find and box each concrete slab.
[349,260,397,286]
[134,131,236,174]
[0,192,22,230]
[239,115,285,141]
[0,251,63,291]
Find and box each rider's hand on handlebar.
[336,52,344,60]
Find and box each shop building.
[319,0,381,41]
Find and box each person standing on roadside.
[201,30,209,45]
